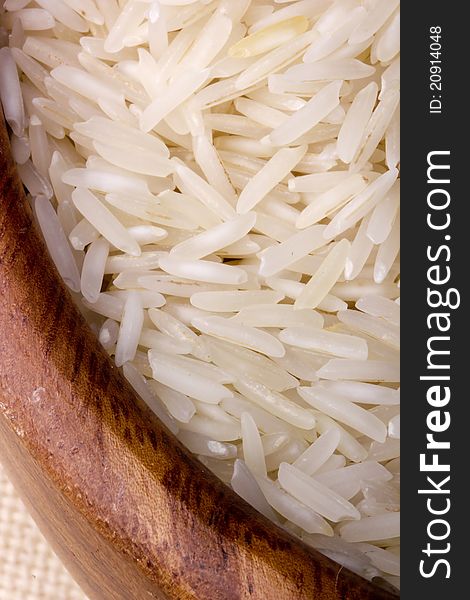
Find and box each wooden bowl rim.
[0,116,399,600]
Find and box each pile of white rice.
[0,0,400,590]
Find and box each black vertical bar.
[401,4,466,598]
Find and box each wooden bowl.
[0,115,398,600]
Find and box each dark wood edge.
[0,115,398,599]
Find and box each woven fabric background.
[0,462,88,600]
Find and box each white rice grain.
[293,428,341,476]
[35,0,88,33]
[98,318,120,351]
[170,213,256,259]
[10,134,30,165]
[80,237,109,303]
[231,459,279,521]
[338,309,400,350]
[71,188,142,256]
[17,160,54,198]
[235,29,316,91]
[191,290,283,313]
[267,80,342,146]
[298,386,387,443]
[307,11,367,63]
[339,512,400,543]
[296,175,366,229]
[314,413,368,463]
[104,0,149,53]
[29,115,50,179]
[2,9,55,31]
[337,82,378,165]
[0,47,26,136]
[122,362,178,434]
[23,36,80,69]
[151,381,196,423]
[286,59,375,82]
[34,195,81,292]
[148,350,232,404]
[115,291,144,367]
[51,65,123,104]
[257,476,334,536]
[317,359,400,383]
[344,214,374,282]
[235,379,316,430]
[278,462,360,522]
[172,159,237,221]
[241,412,267,477]
[375,10,400,64]
[319,381,399,406]
[236,145,307,213]
[295,238,350,309]
[280,327,368,361]
[209,338,297,393]
[374,217,400,284]
[140,69,210,132]
[159,256,248,285]
[324,168,398,240]
[230,16,309,58]
[179,413,240,442]
[349,0,400,45]
[233,304,323,329]
[192,315,285,358]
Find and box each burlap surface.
[0,462,87,600]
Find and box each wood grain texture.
[0,115,398,600]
